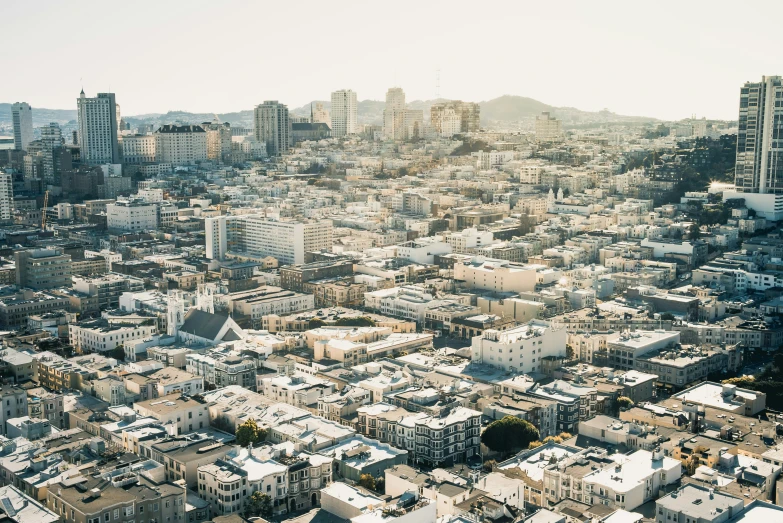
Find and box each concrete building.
[471,320,567,373]
[205,215,333,265]
[0,172,13,224]
[331,89,358,137]
[454,259,537,293]
[68,320,157,353]
[430,101,480,136]
[77,90,120,164]
[121,134,157,164]
[11,102,33,151]
[535,112,563,142]
[655,484,744,523]
[254,101,290,155]
[154,124,208,165]
[106,199,157,232]
[15,249,72,290]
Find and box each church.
[166,285,245,346]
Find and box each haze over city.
[4,3,783,523]
[2,0,781,119]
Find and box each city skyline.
[2,0,781,120]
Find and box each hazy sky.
[2,0,780,120]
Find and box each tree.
[482,459,497,472]
[617,396,635,410]
[110,345,126,362]
[236,419,266,447]
[774,353,783,372]
[481,416,539,453]
[543,436,563,444]
[358,474,376,491]
[528,441,544,449]
[558,432,573,440]
[660,313,675,322]
[308,318,326,329]
[375,476,385,494]
[244,492,272,518]
[335,317,376,327]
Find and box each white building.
[121,134,157,164]
[471,319,567,373]
[384,87,406,140]
[205,215,333,265]
[106,199,158,232]
[444,228,494,254]
[11,102,33,151]
[77,90,120,164]
[154,124,208,165]
[454,259,537,293]
[331,90,358,137]
[582,449,681,511]
[0,172,12,223]
[68,321,157,353]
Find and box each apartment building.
[454,259,536,293]
[72,274,144,310]
[154,124,207,164]
[15,249,72,290]
[68,320,156,353]
[77,91,119,164]
[471,320,567,373]
[121,134,157,163]
[0,290,71,329]
[106,199,157,232]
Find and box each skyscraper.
[11,103,33,151]
[254,101,291,156]
[735,76,783,194]
[77,91,120,164]
[383,88,406,140]
[0,172,12,224]
[331,89,357,137]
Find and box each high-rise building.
[11,103,33,151]
[535,111,563,143]
[203,120,232,162]
[430,101,480,137]
[14,249,72,290]
[77,90,120,164]
[330,89,358,137]
[253,101,290,156]
[383,87,406,140]
[735,76,783,194]
[154,124,208,165]
[205,215,333,265]
[0,172,12,224]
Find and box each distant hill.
[479,95,553,121]
[0,95,659,130]
[0,103,77,126]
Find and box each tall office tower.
[0,172,12,224]
[331,89,358,137]
[38,123,64,182]
[430,101,480,137]
[312,102,331,126]
[254,101,291,156]
[383,87,406,140]
[77,90,120,164]
[735,76,783,194]
[11,103,33,151]
[535,112,563,143]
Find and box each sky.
[1,0,781,121]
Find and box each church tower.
[167,290,186,337]
[196,283,215,314]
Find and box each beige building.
[154,124,207,164]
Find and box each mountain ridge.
[0,95,659,128]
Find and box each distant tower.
[547,187,555,206]
[557,187,564,201]
[167,290,186,337]
[330,89,358,137]
[11,103,33,151]
[196,283,215,314]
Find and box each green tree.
[660,313,675,322]
[244,492,273,518]
[375,476,385,494]
[308,318,326,329]
[482,459,497,472]
[617,396,635,410]
[335,317,376,327]
[110,345,126,362]
[236,419,266,447]
[481,416,539,453]
[358,474,376,491]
